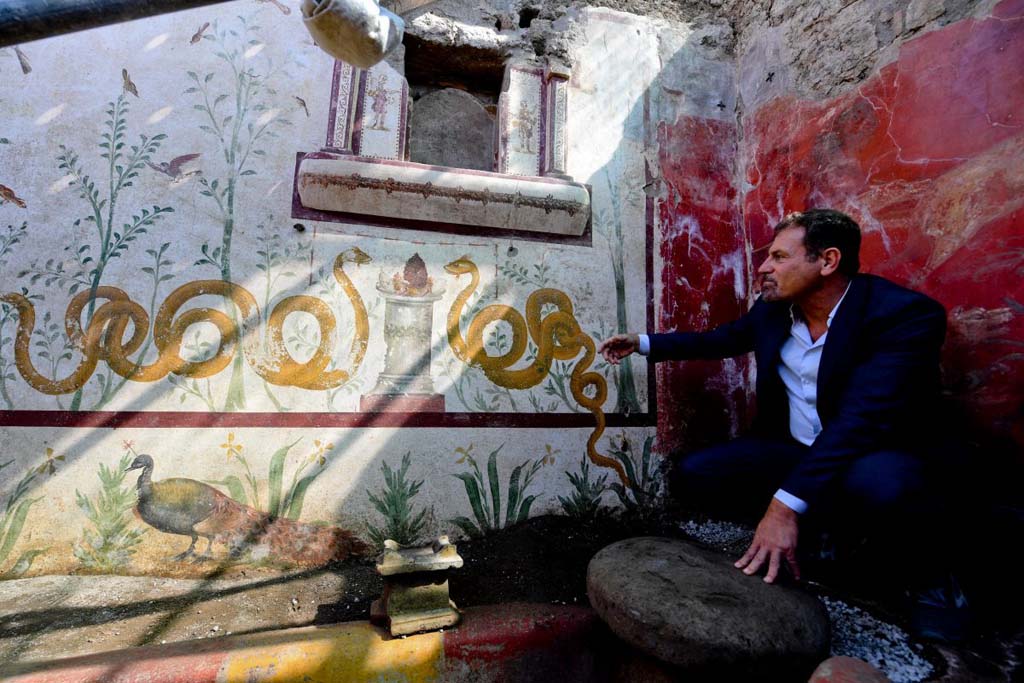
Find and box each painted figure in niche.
[366,74,394,131]
[125,452,366,565]
[513,100,536,153]
[599,209,969,640]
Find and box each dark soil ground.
[316,514,656,623]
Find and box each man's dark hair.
[774,208,861,277]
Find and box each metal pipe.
[0,0,439,49]
[0,0,236,48]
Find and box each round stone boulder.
[587,537,829,678]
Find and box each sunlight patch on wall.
[147,106,174,124]
[48,174,75,194]
[245,43,266,59]
[35,103,65,125]
[256,108,280,126]
[145,33,169,51]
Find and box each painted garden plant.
[365,452,429,548]
[74,452,147,571]
[558,457,610,522]
[187,13,294,411]
[208,434,332,520]
[0,450,61,579]
[449,443,544,538]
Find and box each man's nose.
[757,259,771,274]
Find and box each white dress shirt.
[638,285,849,515]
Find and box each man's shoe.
[908,573,972,644]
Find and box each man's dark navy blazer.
[648,273,947,508]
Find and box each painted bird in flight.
[0,184,26,208]
[146,153,202,182]
[190,22,210,44]
[122,68,139,98]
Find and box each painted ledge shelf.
[296,153,592,237]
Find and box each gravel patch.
[821,595,933,683]
[679,519,754,553]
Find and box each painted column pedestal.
[360,285,445,412]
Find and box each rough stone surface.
[810,656,891,683]
[409,88,495,170]
[403,0,734,69]
[730,0,999,105]
[587,536,830,678]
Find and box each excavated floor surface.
[0,515,1019,682]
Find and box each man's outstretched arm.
[597,333,641,365]
[598,301,766,366]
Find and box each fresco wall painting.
[0,5,671,579]
[9,1,1016,585]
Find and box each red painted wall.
[656,116,752,453]
[655,1,1023,466]
[741,0,1024,459]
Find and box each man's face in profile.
[757,226,825,302]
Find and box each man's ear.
[820,247,842,276]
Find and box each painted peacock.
[126,454,366,565]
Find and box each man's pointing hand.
[598,333,640,365]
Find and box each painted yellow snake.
[444,256,629,485]
[0,247,371,394]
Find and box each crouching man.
[599,209,969,641]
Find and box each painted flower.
[121,439,135,452]
[454,444,474,464]
[542,443,560,466]
[310,439,334,466]
[36,447,66,476]
[612,431,631,453]
[220,433,244,460]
